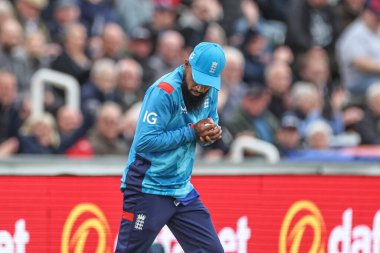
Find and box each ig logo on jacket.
[143,111,158,124]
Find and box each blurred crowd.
[1,0,380,161]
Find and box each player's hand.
[193,118,221,144]
[200,125,222,144]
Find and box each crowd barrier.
[1,157,380,253]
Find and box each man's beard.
[181,76,208,113]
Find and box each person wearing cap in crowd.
[241,27,271,85]
[47,0,81,43]
[129,26,156,90]
[115,42,226,253]
[274,113,301,157]
[336,0,380,105]
[225,85,278,144]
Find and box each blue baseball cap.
[188,42,226,90]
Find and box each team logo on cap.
[209,62,218,74]
[189,52,195,60]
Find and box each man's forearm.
[352,58,380,74]
[135,126,195,153]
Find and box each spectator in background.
[286,120,357,162]
[120,101,142,152]
[24,30,50,73]
[219,46,248,120]
[92,22,129,61]
[0,18,31,97]
[285,0,338,72]
[272,45,294,66]
[241,27,271,84]
[56,105,93,156]
[203,22,227,46]
[15,0,48,36]
[88,102,127,155]
[114,0,153,36]
[256,0,289,22]
[129,26,154,61]
[352,84,380,144]
[336,0,380,104]
[232,0,286,48]
[289,81,345,138]
[148,30,185,81]
[81,58,118,116]
[18,113,60,154]
[178,0,223,49]
[298,47,332,92]
[297,47,357,131]
[231,0,261,47]
[265,60,293,120]
[0,0,15,24]
[115,58,144,112]
[50,22,91,86]
[334,0,365,35]
[57,106,82,136]
[0,68,22,158]
[272,44,297,79]
[225,85,278,144]
[150,2,179,37]
[46,0,81,43]
[275,113,301,157]
[129,26,156,89]
[79,0,118,38]
[304,120,333,150]
[289,82,323,138]
[0,70,22,143]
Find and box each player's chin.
[190,90,202,96]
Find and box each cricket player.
[115,42,226,253]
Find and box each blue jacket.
[121,65,219,198]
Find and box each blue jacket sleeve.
[135,87,196,153]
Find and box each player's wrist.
[185,123,196,141]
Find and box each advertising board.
[1,175,380,252]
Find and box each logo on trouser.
[134,213,146,230]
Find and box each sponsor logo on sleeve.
[143,111,158,125]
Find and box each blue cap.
[188,42,226,90]
[280,113,300,129]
